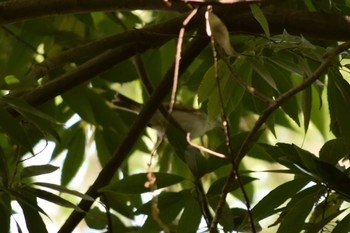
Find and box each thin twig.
[212,40,350,232]
[170,8,198,113]
[205,6,255,232]
[186,133,226,158]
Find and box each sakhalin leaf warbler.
[112,93,220,138]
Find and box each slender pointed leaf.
[277,193,317,233]
[177,195,202,233]
[21,164,59,179]
[250,4,270,38]
[18,199,48,233]
[33,182,94,201]
[61,124,86,186]
[251,178,309,222]
[100,172,185,194]
[24,187,84,212]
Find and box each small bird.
[112,93,220,138]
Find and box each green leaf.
[102,191,138,218]
[247,57,277,91]
[250,4,270,38]
[18,198,48,233]
[100,172,185,194]
[85,206,128,231]
[6,189,49,218]
[327,68,350,151]
[0,106,33,154]
[306,193,344,233]
[61,123,86,186]
[184,147,207,178]
[319,138,347,165]
[21,164,59,179]
[177,195,202,233]
[0,192,11,233]
[197,60,226,103]
[24,186,84,212]
[251,178,309,222]
[265,60,300,126]
[62,85,96,124]
[260,143,306,174]
[208,195,235,231]
[1,96,59,124]
[33,182,94,201]
[277,192,317,233]
[332,213,350,233]
[207,175,257,195]
[85,207,107,230]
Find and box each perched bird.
[112,93,220,138]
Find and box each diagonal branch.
[58,35,209,233]
[210,40,350,231]
[27,13,203,81]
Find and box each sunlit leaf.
[277,192,317,233]
[307,193,344,233]
[251,178,309,222]
[332,213,350,233]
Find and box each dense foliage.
[1,0,350,232]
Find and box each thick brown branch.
[27,13,203,81]
[0,1,350,41]
[0,0,188,24]
[58,36,209,233]
[220,6,350,41]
